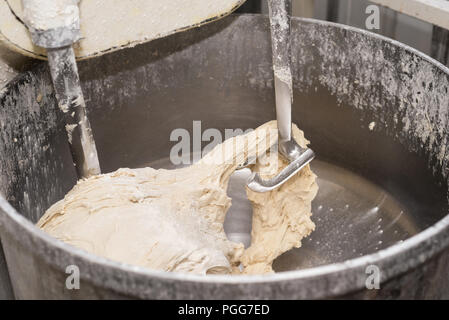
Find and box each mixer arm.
[20,0,101,179]
[247,0,315,193]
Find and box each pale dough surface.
[37,121,318,275]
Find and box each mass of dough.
[37,121,318,275]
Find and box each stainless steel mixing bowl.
[1,15,449,299]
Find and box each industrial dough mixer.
[4,0,313,190]
[1,1,449,299]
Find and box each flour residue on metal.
[274,65,293,98]
[0,65,74,223]
[65,123,77,144]
[292,21,449,177]
[22,0,80,31]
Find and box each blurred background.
[1,0,449,88]
[236,0,449,66]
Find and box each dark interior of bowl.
[1,15,448,272]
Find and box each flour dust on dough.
[37,121,318,275]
